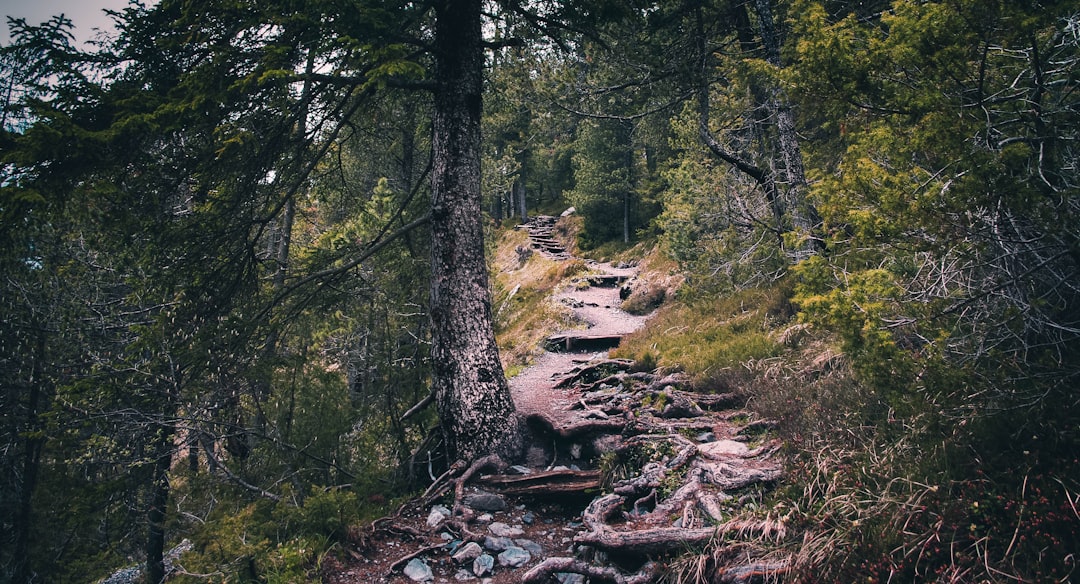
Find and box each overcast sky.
[1,0,139,46]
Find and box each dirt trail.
[508,216,646,421]
[325,216,788,584]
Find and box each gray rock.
[427,504,451,528]
[556,573,587,584]
[473,554,495,577]
[497,546,531,568]
[403,558,433,582]
[509,465,532,475]
[488,521,524,537]
[463,491,507,512]
[452,541,483,564]
[522,511,535,525]
[454,569,476,581]
[476,513,494,523]
[514,538,543,556]
[483,535,515,552]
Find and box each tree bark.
[514,178,527,223]
[145,425,174,584]
[430,0,522,463]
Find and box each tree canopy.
[2,0,1076,582]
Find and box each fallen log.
[476,468,601,495]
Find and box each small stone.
[556,573,586,584]
[473,554,494,577]
[427,505,451,528]
[509,465,532,475]
[488,522,524,537]
[476,513,493,523]
[452,542,483,564]
[404,558,433,582]
[454,569,476,581]
[497,546,531,568]
[522,511,535,525]
[696,431,716,443]
[464,492,507,512]
[514,538,543,556]
[483,535,515,552]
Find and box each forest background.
[1,0,1077,582]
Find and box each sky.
[1,0,138,46]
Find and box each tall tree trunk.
[430,0,521,463]
[751,0,821,255]
[621,119,633,244]
[145,425,174,584]
[12,335,46,584]
[515,178,527,223]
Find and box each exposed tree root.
[522,557,661,584]
[370,353,791,583]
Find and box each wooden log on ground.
[477,468,601,495]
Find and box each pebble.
[427,505,451,528]
[463,492,507,512]
[497,546,531,568]
[514,538,543,556]
[483,535,515,552]
[452,541,483,564]
[472,554,494,577]
[403,558,433,582]
[522,511,535,525]
[488,521,524,537]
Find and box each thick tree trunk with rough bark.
[430,0,522,463]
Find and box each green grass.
[613,281,794,390]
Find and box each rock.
[696,431,716,443]
[698,440,750,458]
[514,538,544,556]
[427,504,451,527]
[488,522,524,538]
[476,513,493,523]
[452,541,483,564]
[509,465,532,475]
[454,568,476,581]
[473,554,495,577]
[660,392,704,418]
[522,511,535,525]
[497,546,531,568]
[404,558,433,582]
[560,207,576,217]
[483,535,515,552]
[556,573,587,584]
[464,491,507,512]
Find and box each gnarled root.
[522,557,660,584]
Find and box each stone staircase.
[517,215,570,260]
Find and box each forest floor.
[323,216,789,584]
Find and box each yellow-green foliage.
[173,487,380,584]
[613,283,792,389]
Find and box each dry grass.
[491,227,588,369]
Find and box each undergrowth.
[613,275,1080,583]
